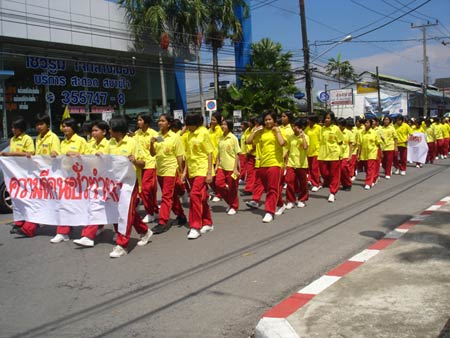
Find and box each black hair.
[159,114,174,126]
[222,119,234,132]
[12,116,27,132]
[211,112,223,123]
[137,113,152,125]
[35,113,50,126]
[396,115,404,122]
[185,113,203,127]
[171,119,183,131]
[346,118,355,128]
[293,118,307,129]
[307,114,319,124]
[281,111,294,123]
[338,118,347,127]
[82,120,94,134]
[109,117,129,134]
[92,120,110,133]
[262,110,277,123]
[325,111,336,123]
[62,118,79,133]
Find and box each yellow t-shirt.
[88,137,110,155]
[253,128,287,168]
[380,125,398,151]
[441,123,450,138]
[217,132,241,171]
[60,134,87,155]
[208,125,223,163]
[351,127,361,155]
[359,128,382,160]
[304,124,321,157]
[185,127,214,177]
[318,125,343,161]
[286,133,309,169]
[425,126,435,143]
[340,128,355,160]
[10,133,35,153]
[134,128,158,169]
[240,127,252,154]
[154,130,185,177]
[35,130,61,155]
[395,123,413,147]
[433,123,444,140]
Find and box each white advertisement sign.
[407,133,428,164]
[0,155,136,235]
[329,89,353,105]
[173,109,184,123]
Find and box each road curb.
[254,195,450,338]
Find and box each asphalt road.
[1,160,449,338]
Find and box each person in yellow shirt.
[348,119,360,181]
[134,113,159,223]
[438,118,448,159]
[318,112,343,202]
[108,117,152,258]
[338,118,355,191]
[50,117,88,244]
[285,118,309,209]
[380,115,398,179]
[149,114,186,234]
[82,120,96,148]
[73,120,110,247]
[13,114,60,238]
[424,118,436,164]
[358,119,382,189]
[215,120,241,215]
[246,111,287,223]
[183,113,214,239]
[2,117,35,236]
[208,112,224,202]
[394,115,412,175]
[443,118,450,158]
[305,115,322,191]
[238,120,249,185]
[243,117,257,195]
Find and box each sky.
[186,0,450,94]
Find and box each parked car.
[0,139,12,213]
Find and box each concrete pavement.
[255,194,450,338]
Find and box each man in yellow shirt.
[108,117,152,258]
[394,115,412,175]
[134,113,159,223]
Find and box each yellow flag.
[60,105,71,131]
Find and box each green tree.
[223,38,297,117]
[325,52,356,88]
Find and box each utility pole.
[376,66,382,116]
[412,21,438,117]
[299,0,312,115]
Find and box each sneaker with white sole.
[142,214,155,223]
[211,196,221,202]
[394,169,400,175]
[200,225,214,234]
[364,184,371,190]
[275,204,286,216]
[246,200,259,209]
[109,245,127,258]
[137,230,153,246]
[385,175,391,179]
[297,201,306,208]
[227,208,237,215]
[327,194,335,203]
[351,176,356,182]
[73,237,94,247]
[50,234,69,243]
[262,213,273,223]
[311,186,321,192]
[187,228,201,239]
[285,202,295,210]
[400,171,406,176]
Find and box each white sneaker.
[73,237,94,247]
[137,230,153,246]
[285,202,295,210]
[435,156,439,160]
[262,213,273,223]
[227,208,237,215]
[50,234,69,243]
[350,176,356,182]
[275,204,286,216]
[283,183,287,189]
[142,214,155,223]
[187,228,201,239]
[416,164,420,168]
[246,200,259,209]
[400,171,406,176]
[211,196,221,202]
[385,175,391,179]
[327,194,335,203]
[311,186,321,192]
[238,179,245,185]
[297,201,306,208]
[364,185,371,190]
[394,169,400,175]
[109,245,127,258]
[200,225,214,234]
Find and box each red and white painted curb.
[254,196,450,338]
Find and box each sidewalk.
[255,195,450,338]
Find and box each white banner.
[0,155,136,235]
[407,133,428,164]
[364,94,403,116]
[329,89,353,105]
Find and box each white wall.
[0,0,133,52]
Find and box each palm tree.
[204,0,249,99]
[325,52,356,88]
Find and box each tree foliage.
[325,52,356,86]
[223,38,298,117]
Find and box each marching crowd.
[1,110,449,258]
